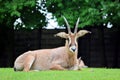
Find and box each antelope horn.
[74,17,80,33]
[63,16,71,34]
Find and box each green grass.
[0,68,120,80]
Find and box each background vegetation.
[0,0,120,29]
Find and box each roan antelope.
[14,16,91,71]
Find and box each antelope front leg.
[50,64,66,70]
[69,65,80,70]
[69,62,81,70]
[23,55,35,72]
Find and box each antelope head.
[55,16,91,53]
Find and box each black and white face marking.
[67,33,77,53]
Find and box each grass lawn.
[0,68,120,80]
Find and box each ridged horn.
[74,17,80,33]
[63,16,71,34]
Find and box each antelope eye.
[75,43,77,46]
[69,44,72,47]
[66,38,69,41]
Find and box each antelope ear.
[76,30,91,38]
[54,32,68,39]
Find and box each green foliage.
[46,0,120,28]
[20,7,46,29]
[0,0,46,29]
[0,0,120,29]
[0,0,35,19]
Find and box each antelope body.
[14,16,90,71]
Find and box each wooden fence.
[0,27,120,68]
